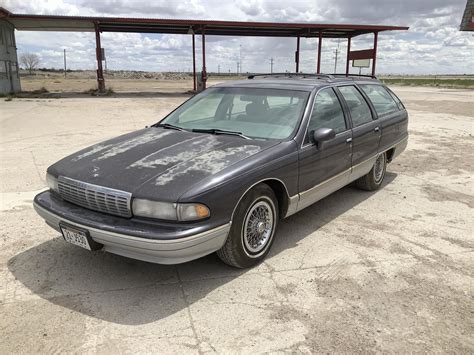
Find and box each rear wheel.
[217,184,278,268]
[355,152,387,191]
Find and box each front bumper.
[34,191,230,264]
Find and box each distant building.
[0,16,21,94]
[460,0,474,31]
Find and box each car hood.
[48,127,278,201]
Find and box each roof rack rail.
[331,73,379,80]
[247,73,334,80]
[247,73,380,82]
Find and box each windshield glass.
[160,87,310,139]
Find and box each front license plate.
[60,224,92,250]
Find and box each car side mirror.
[312,128,336,149]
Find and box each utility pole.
[239,44,242,74]
[334,39,340,73]
[218,64,220,74]
[270,57,274,74]
[236,61,239,75]
[63,49,67,78]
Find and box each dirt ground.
[0,83,473,353]
[19,72,240,94]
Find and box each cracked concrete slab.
[0,86,473,353]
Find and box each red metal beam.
[6,9,408,35]
[348,48,375,60]
[345,36,351,76]
[372,31,378,77]
[94,22,105,93]
[202,29,206,89]
[192,33,196,91]
[295,35,300,73]
[317,31,322,74]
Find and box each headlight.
[132,199,210,221]
[46,173,58,192]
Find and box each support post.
[94,23,106,93]
[192,33,196,91]
[201,29,207,89]
[295,35,300,73]
[345,36,351,76]
[63,49,67,78]
[372,31,378,77]
[317,31,322,74]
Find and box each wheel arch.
[231,178,291,223]
[386,147,395,163]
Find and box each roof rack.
[331,73,379,80]
[247,73,379,82]
[247,73,333,80]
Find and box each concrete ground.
[0,85,473,353]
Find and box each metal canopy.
[0,7,408,38]
[0,6,408,93]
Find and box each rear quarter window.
[385,87,405,110]
[359,84,400,117]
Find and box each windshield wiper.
[153,123,187,132]
[192,128,251,140]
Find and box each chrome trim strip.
[351,155,378,181]
[34,202,230,245]
[387,135,408,150]
[285,194,299,217]
[299,168,351,197]
[297,169,351,211]
[351,155,375,171]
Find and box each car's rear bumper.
[33,191,230,264]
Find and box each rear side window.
[359,84,399,116]
[307,88,347,137]
[338,85,373,127]
[386,87,405,110]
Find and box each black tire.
[217,184,279,268]
[355,152,387,191]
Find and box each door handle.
[374,126,380,132]
[346,137,352,143]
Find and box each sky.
[3,0,474,75]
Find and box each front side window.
[307,88,346,141]
[161,87,309,140]
[338,85,373,127]
[359,84,399,116]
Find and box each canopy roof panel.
[0,7,408,38]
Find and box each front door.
[336,85,381,180]
[298,87,352,210]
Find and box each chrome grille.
[58,176,132,217]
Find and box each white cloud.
[8,0,474,74]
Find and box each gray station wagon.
[34,74,408,268]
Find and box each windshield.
[160,87,310,139]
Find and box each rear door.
[358,84,408,153]
[336,85,381,181]
[297,87,352,210]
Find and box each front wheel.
[217,184,278,268]
[355,152,387,191]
